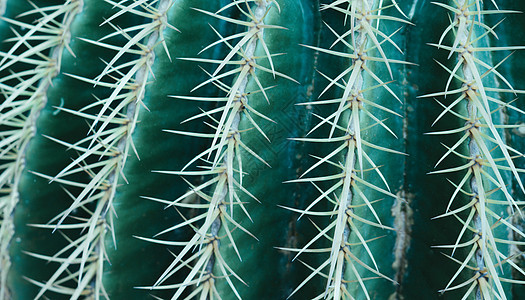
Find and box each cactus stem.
[287,1,407,298]
[143,1,290,298]
[23,0,177,297]
[0,1,83,298]
[427,1,525,298]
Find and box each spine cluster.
[425,0,525,298]
[143,0,290,298]
[0,1,82,297]
[20,0,175,298]
[285,1,408,299]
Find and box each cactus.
[0,0,524,299]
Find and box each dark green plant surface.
[0,0,524,299]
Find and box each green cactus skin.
[0,0,524,299]
[491,1,525,297]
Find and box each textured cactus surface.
[0,0,525,299]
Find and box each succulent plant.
[0,0,524,299]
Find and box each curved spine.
[286,1,409,298]
[0,1,82,298]
[425,1,525,298]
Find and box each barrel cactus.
[0,0,524,299]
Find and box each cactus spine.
[0,1,82,297]
[0,0,524,299]
[423,1,525,298]
[143,0,291,297]
[284,1,409,298]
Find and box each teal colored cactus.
[0,0,525,299]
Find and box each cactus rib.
[141,1,293,298]
[284,1,409,299]
[425,1,525,298]
[18,0,177,298]
[0,1,82,298]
